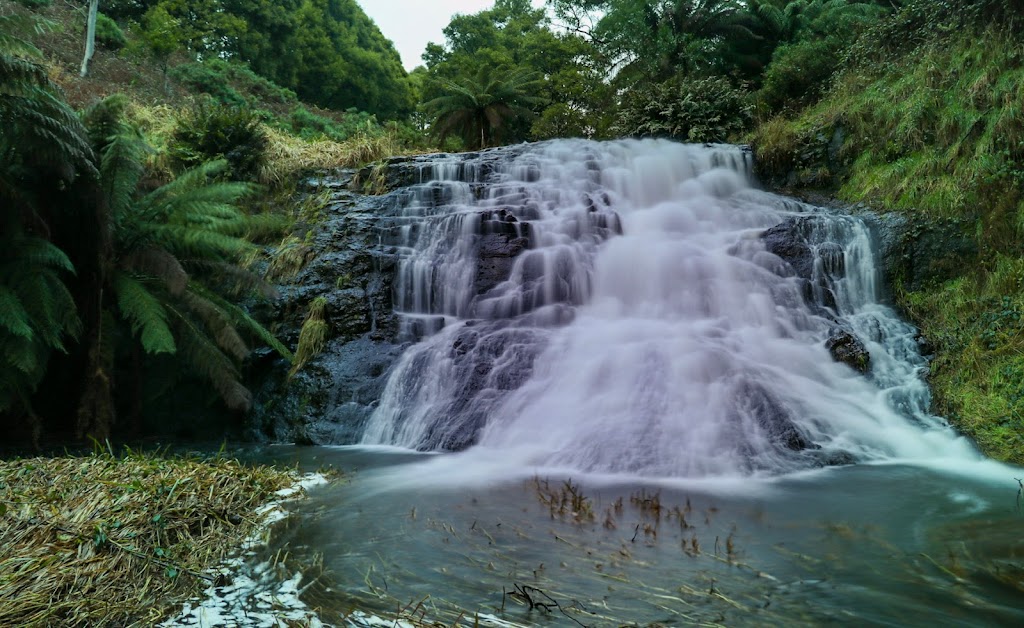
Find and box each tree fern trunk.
[80,0,99,78]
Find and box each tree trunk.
[80,0,100,78]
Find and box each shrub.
[169,59,297,109]
[95,13,127,51]
[290,106,382,143]
[13,0,51,8]
[169,103,269,180]
[614,75,753,143]
[758,37,844,115]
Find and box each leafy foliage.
[169,103,269,180]
[168,58,298,109]
[227,0,414,119]
[0,13,92,429]
[423,65,546,150]
[74,96,290,439]
[615,75,753,142]
[425,0,611,142]
[0,230,81,417]
[96,12,127,51]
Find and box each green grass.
[902,258,1024,464]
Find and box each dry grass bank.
[0,453,305,626]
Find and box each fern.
[190,283,293,361]
[0,229,81,414]
[112,273,176,354]
[0,285,34,339]
[170,306,251,412]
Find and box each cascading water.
[361,138,979,477]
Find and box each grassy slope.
[752,25,1024,464]
[1,0,405,186]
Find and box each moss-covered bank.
[0,453,311,626]
[751,20,1024,464]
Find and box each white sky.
[357,1,547,71]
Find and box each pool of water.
[254,446,1023,627]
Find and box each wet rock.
[826,328,871,373]
[476,234,530,295]
[761,217,839,313]
[860,213,978,295]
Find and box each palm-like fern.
[76,97,291,438]
[0,15,94,180]
[0,228,82,417]
[423,66,546,150]
[751,0,885,42]
[0,14,92,429]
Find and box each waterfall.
[360,139,978,477]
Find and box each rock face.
[760,215,842,316]
[860,212,978,294]
[249,149,552,444]
[248,170,406,444]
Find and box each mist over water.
[361,139,980,479]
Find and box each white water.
[361,139,981,478]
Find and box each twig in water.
[505,583,591,627]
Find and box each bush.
[850,0,1024,62]
[758,37,844,115]
[614,75,753,143]
[289,106,382,143]
[96,13,127,51]
[169,59,297,109]
[170,103,269,180]
[13,0,51,8]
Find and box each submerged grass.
[0,452,300,626]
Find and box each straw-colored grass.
[259,127,403,186]
[0,453,302,626]
[290,297,329,377]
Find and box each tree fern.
[424,65,546,149]
[190,283,293,361]
[75,99,291,436]
[0,230,81,414]
[112,272,176,354]
[0,14,89,431]
[170,307,252,412]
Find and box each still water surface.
[255,446,1022,627]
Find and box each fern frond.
[2,237,74,273]
[101,132,146,219]
[112,272,176,354]
[2,335,39,375]
[0,285,33,339]
[180,288,249,361]
[190,283,293,361]
[147,224,255,260]
[121,246,189,296]
[170,307,251,412]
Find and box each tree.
[750,1,890,111]
[1,14,94,437]
[226,0,413,119]
[423,65,545,150]
[425,0,611,141]
[76,96,291,439]
[586,0,760,82]
[80,0,99,77]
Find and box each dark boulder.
[826,328,871,373]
